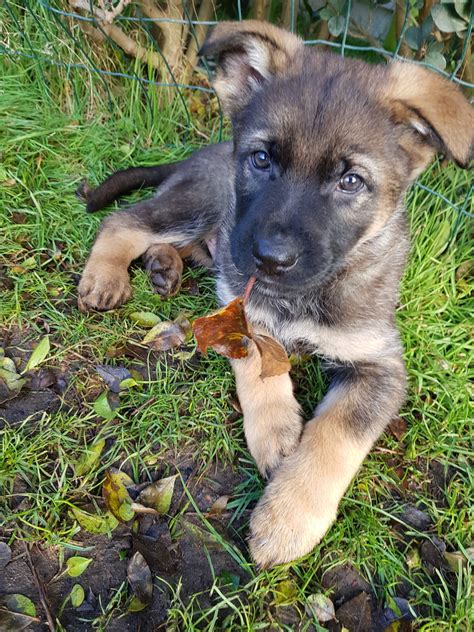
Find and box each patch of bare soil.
[0,460,248,631]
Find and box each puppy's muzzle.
[252,233,299,276]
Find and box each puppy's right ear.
[199,20,303,116]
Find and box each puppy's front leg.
[78,209,156,311]
[249,355,406,567]
[231,343,303,478]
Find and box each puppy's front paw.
[248,411,302,478]
[78,266,132,311]
[143,244,183,298]
[248,460,337,568]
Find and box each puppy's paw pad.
[143,244,183,298]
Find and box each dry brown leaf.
[253,333,291,378]
[192,297,251,359]
[388,417,407,441]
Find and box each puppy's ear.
[199,20,303,116]
[387,62,474,170]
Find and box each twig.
[103,0,132,23]
[139,0,184,73]
[22,541,56,632]
[69,0,164,73]
[184,0,215,78]
[252,0,271,21]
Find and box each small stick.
[242,276,256,305]
[22,541,56,631]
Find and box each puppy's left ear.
[199,20,303,116]
[387,62,474,169]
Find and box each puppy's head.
[201,21,474,296]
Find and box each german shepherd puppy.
[78,21,473,567]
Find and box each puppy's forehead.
[240,56,393,170]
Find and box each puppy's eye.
[251,150,271,170]
[339,173,364,193]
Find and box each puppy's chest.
[245,302,324,356]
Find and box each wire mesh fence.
[1,0,473,216]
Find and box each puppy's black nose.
[252,235,298,276]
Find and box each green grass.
[1,42,473,631]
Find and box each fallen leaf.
[305,593,335,622]
[24,336,50,372]
[274,579,298,604]
[132,532,177,573]
[444,551,468,573]
[103,468,135,522]
[321,563,371,606]
[192,297,251,359]
[0,594,36,617]
[138,475,177,514]
[127,551,153,612]
[75,438,106,476]
[0,542,12,569]
[192,294,290,376]
[129,311,161,327]
[406,547,421,570]
[254,334,291,378]
[70,584,85,608]
[95,365,131,393]
[130,502,158,515]
[0,609,39,631]
[119,377,140,391]
[396,504,431,530]
[336,592,372,630]
[208,495,229,515]
[0,356,26,392]
[142,320,188,351]
[388,417,408,441]
[70,506,119,534]
[93,391,116,420]
[66,556,92,577]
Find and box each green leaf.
[0,594,36,617]
[24,336,50,372]
[102,468,135,522]
[119,377,140,390]
[454,0,469,20]
[424,51,446,70]
[66,556,92,577]
[138,474,177,514]
[319,7,334,20]
[274,579,298,604]
[328,15,346,37]
[75,438,106,476]
[328,0,345,13]
[0,357,25,392]
[431,4,467,32]
[70,584,85,608]
[70,506,119,534]
[93,391,116,420]
[128,595,148,612]
[129,311,161,327]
